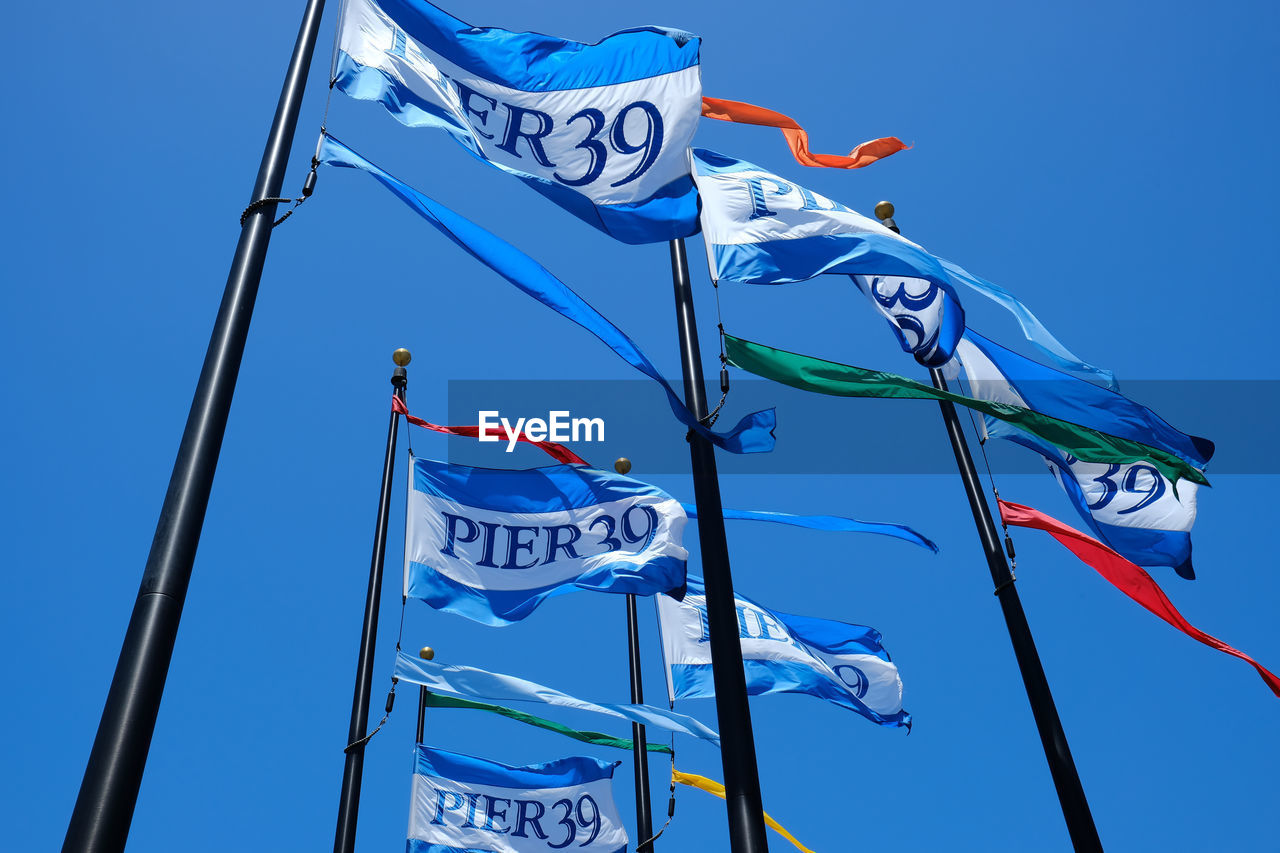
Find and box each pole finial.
[392,348,412,367]
[614,457,632,475]
[419,646,435,661]
[874,200,895,221]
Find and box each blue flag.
[334,0,701,243]
[951,332,1211,577]
[692,148,965,365]
[319,134,776,455]
[408,745,628,852]
[405,456,687,625]
[657,578,909,728]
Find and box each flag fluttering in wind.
[407,745,629,853]
[681,503,938,552]
[951,332,1211,577]
[694,149,1111,379]
[998,501,1280,697]
[700,96,908,170]
[319,134,776,455]
[405,456,687,625]
[657,577,910,728]
[693,148,965,365]
[334,0,702,242]
[724,332,1209,487]
[394,651,722,745]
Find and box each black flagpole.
[63,2,328,850]
[668,238,770,853]
[625,592,655,852]
[874,203,1101,851]
[334,350,410,853]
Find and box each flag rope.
[672,768,816,853]
[998,500,1280,697]
[701,96,907,171]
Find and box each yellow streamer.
[672,768,816,853]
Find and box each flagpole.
[63,2,328,849]
[416,647,435,744]
[668,238,770,853]
[334,349,410,853]
[874,204,1101,851]
[626,592,656,852]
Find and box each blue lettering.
[553,108,607,187]
[512,799,549,839]
[387,27,407,59]
[475,520,501,568]
[482,795,511,833]
[696,604,711,643]
[609,100,664,187]
[440,513,479,558]
[431,788,465,825]
[455,83,497,140]
[462,792,482,829]
[743,176,793,220]
[798,185,851,213]
[502,525,541,569]
[497,104,556,166]
[543,524,583,564]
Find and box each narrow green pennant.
[724,333,1208,488]
[422,691,673,755]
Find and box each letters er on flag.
[334,0,702,243]
[408,745,628,853]
[405,456,687,625]
[657,577,909,728]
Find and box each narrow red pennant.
[392,396,588,466]
[998,499,1280,697]
[701,96,909,169]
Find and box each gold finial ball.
[392,348,412,367]
[874,201,895,221]
[419,646,435,661]
[614,457,632,475]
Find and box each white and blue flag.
[408,745,627,853]
[405,456,687,625]
[657,577,909,728]
[950,332,1212,578]
[334,0,702,243]
[692,148,965,366]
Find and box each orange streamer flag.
[998,500,1280,697]
[701,96,908,169]
[672,768,816,853]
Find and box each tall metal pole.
[334,350,410,853]
[626,593,655,852]
[63,2,328,849]
[668,238,770,853]
[416,646,436,745]
[875,204,1101,851]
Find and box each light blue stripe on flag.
[680,503,938,552]
[394,652,721,746]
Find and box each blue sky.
[4,1,1278,850]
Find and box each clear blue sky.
[4,1,1277,850]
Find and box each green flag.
[724,333,1207,488]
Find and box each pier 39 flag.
[950,332,1211,578]
[657,578,909,728]
[334,0,702,243]
[408,745,627,853]
[405,456,687,625]
[692,148,965,366]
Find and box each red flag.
[701,96,908,169]
[392,396,588,466]
[998,499,1280,697]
